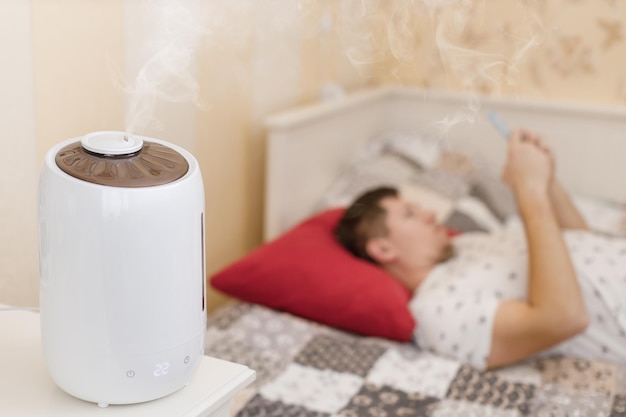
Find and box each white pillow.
[320,154,420,209]
[402,186,503,233]
[319,132,506,234]
[454,196,503,233]
[572,194,626,235]
[505,193,626,236]
[379,131,442,169]
[399,183,454,223]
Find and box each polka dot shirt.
[409,227,626,370]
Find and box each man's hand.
[502,129,588,231]
[501,130,554,197]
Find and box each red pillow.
[210,208,416,341]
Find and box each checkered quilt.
[205,301,626,416]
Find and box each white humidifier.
[38,131,206,407]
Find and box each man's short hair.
[334,186,398,264]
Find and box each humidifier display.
[38,131,206,407]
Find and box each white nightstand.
[0,309,255,417]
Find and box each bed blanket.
[205,301,626,417]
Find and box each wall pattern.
[370,0,626,106]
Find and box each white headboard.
[264,86,626,241]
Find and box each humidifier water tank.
[38,131,206,407]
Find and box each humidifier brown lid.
[55,132,189,187]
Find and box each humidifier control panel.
[118,336,203,384]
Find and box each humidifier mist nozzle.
[81,131,143,156]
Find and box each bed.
[206,86,626,416]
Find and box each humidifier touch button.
[39,131,206,407]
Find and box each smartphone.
[486,110,510,140]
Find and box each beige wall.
[0,0,38,307]
[4,0,624,310]
[32,0,126,161]
[372,1,626,106]
[196,0,376,311]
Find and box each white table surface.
[0,308,255,417]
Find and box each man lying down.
[335,129,626,370]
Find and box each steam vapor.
[121,0,544,143]
[125,0,206,135]
[338,0,542,136]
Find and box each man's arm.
[516,130,589,231]
[487,136,589,370]
[487,186,588,368]
[549,180,589,230]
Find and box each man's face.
[377,196,453,267]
